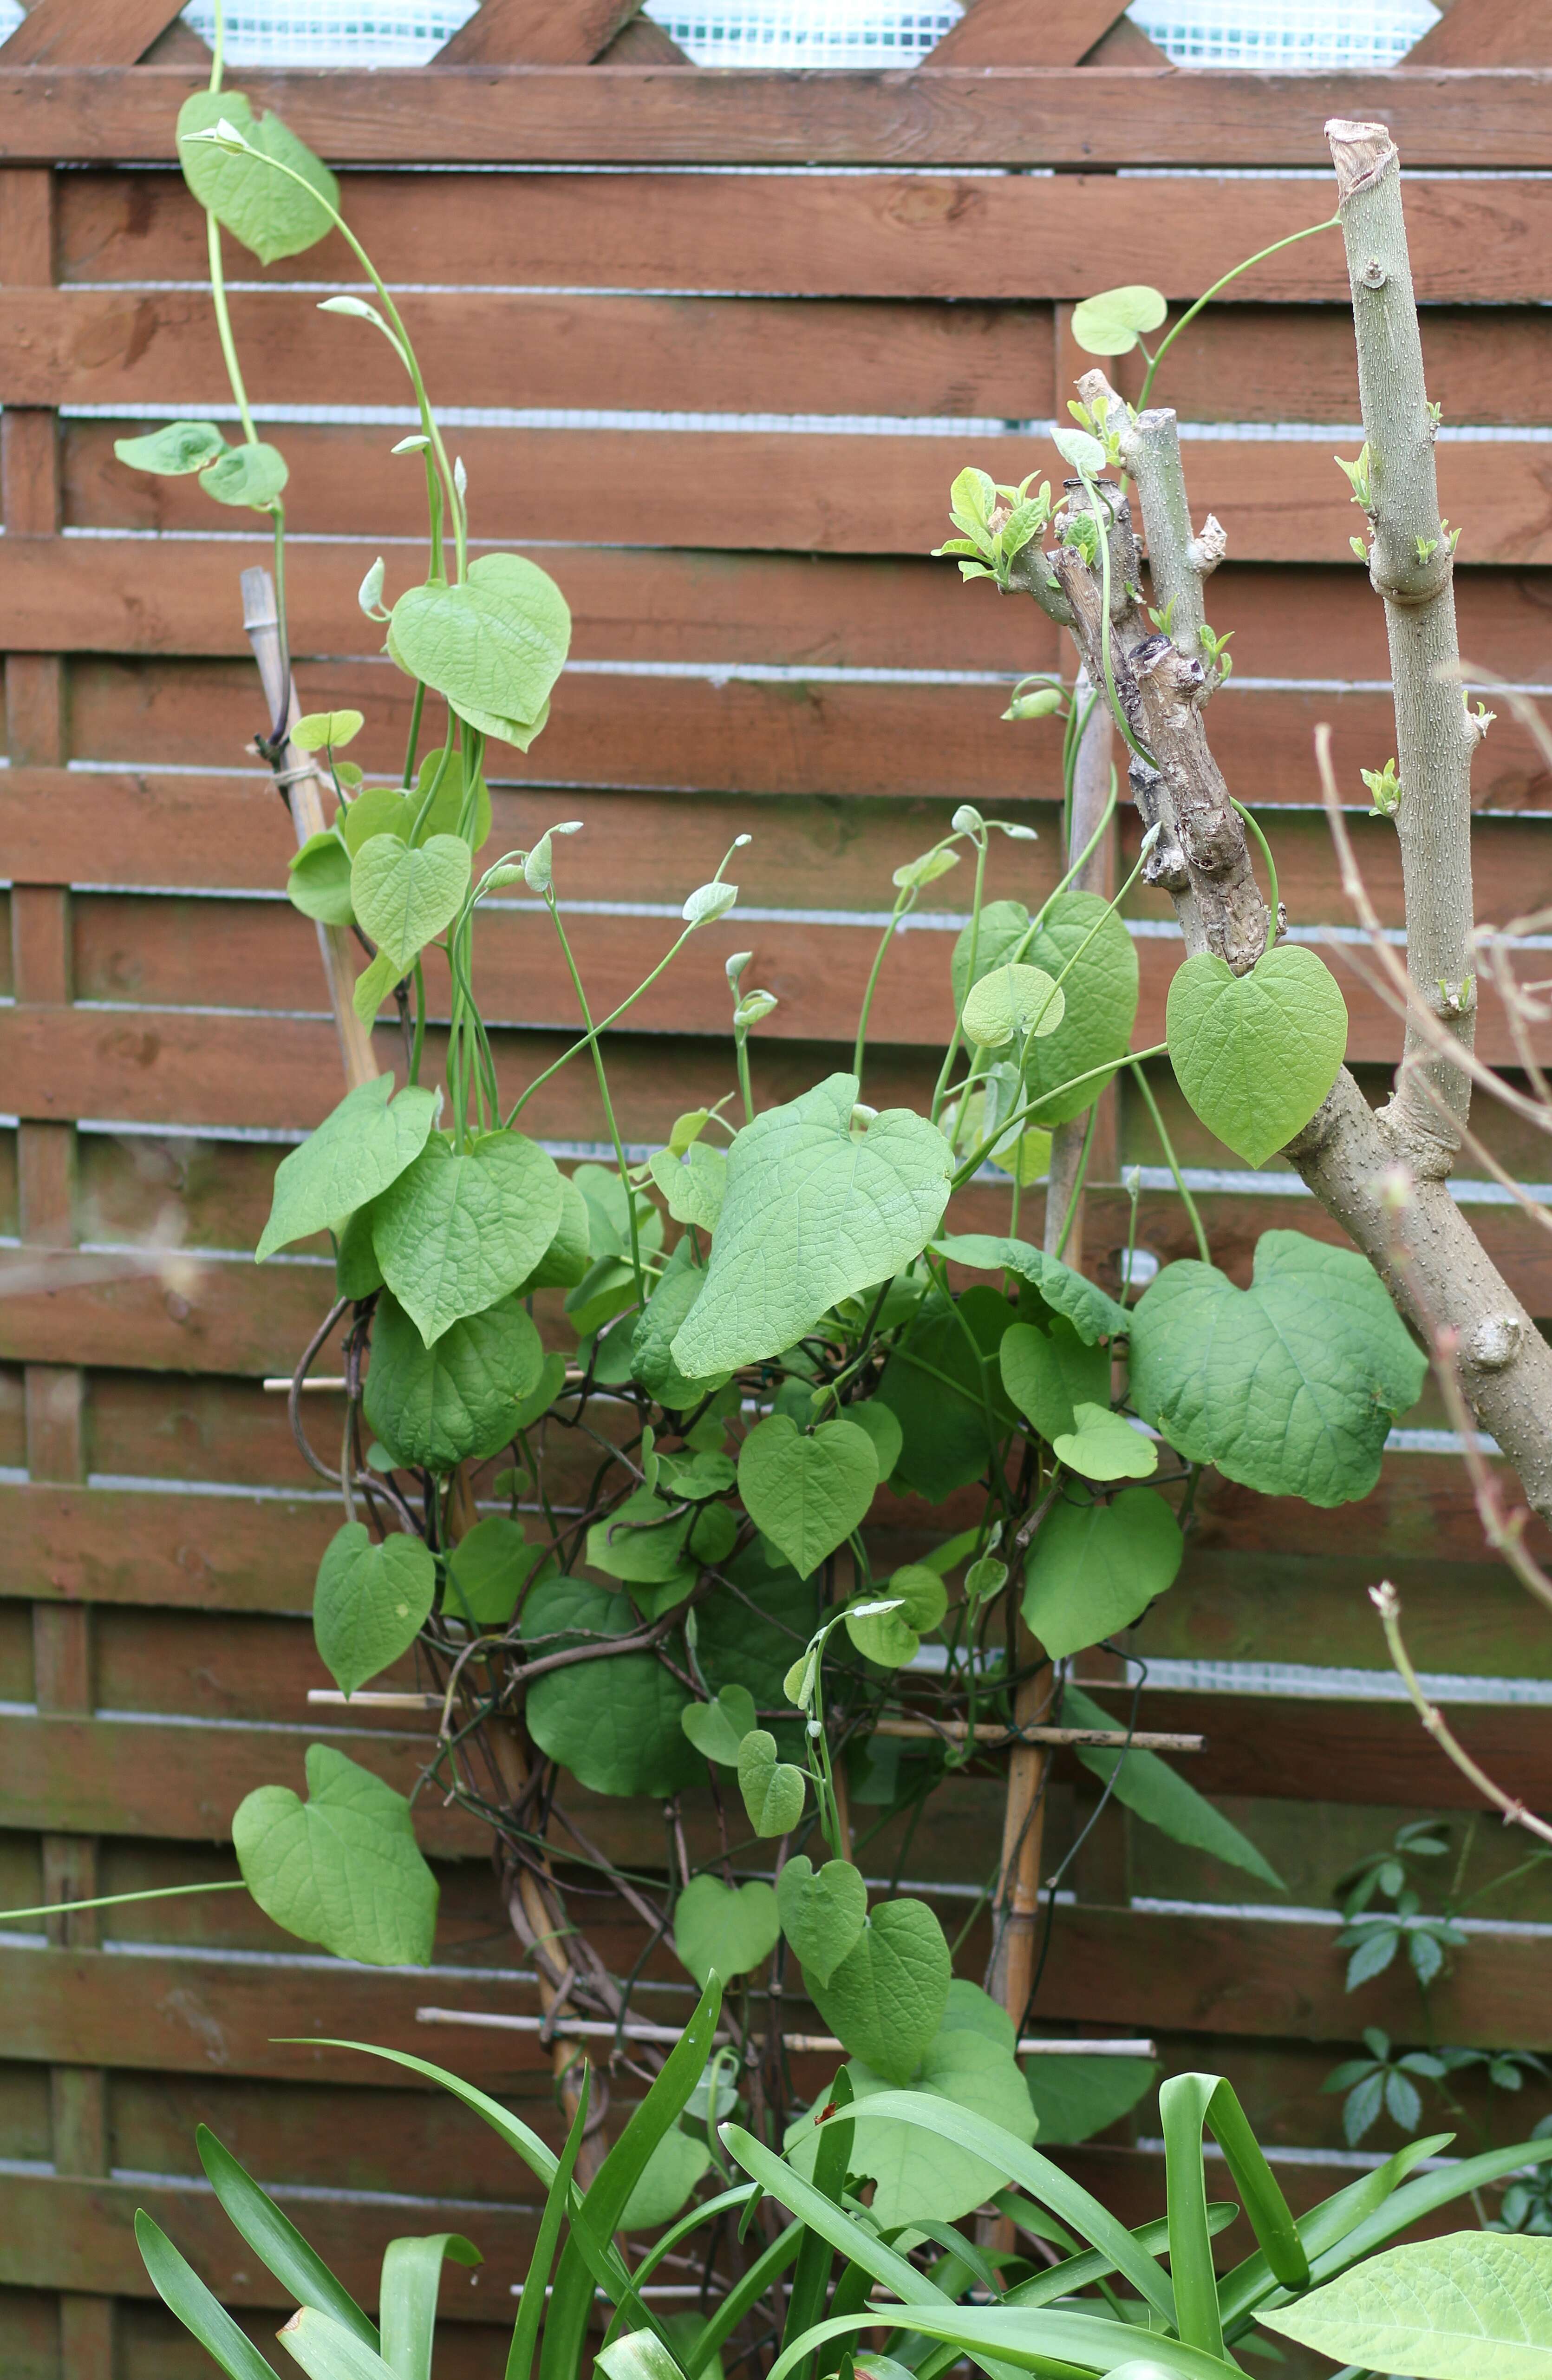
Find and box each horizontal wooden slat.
[2,1896,1546,2074]
[0,1484,335,1612]
[61,418,1552,565]
[5,67,1552,170]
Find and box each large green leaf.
[351,833,471,973]
[372,1130,562,1346]
[524,1574,698,1797]
[388,554,570,750]
[1017,892,1140,1127]
[1063,1684,1283,1888]
[737,1414,877,1578]
[933,1233,1128,1345]
[258,1076,437,1259]
[674,1874,781,1986]
[232,1745,438,1965]
[1000,1315,1109,1444]
[670,1074,952,1375]
[312,1522,436,1697]
[874,1285,1017,1502]
[1166,945,1348,1168]
[177,90,339,264]
[519,1174,592,1293]
[1264,2234,1552,2380]
[803,1898,951,2085]
[632,1241,730,1409]
[363,1291,544,1471]
[777,1855,867,1987]
[135,2210,282,2380]
[1024,2054,1157,2145]
[196,2126,378,2349]
[1022,1489,1182,1658]
[1127,1230,1427,1506]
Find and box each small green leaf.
[1128,1230,1427,1505]
[803,1898,951,2085]
[874,1285,1017,1502]
[888,1565,949,1631]
[341,787,415,855]
[670,1074,952,1376]
[293,709,364,752]
[737,1729,807,1836]
[961,963,1064,1049]
[233,1744,438,1965]
[674,1874,781,1988]
[199,440,288,509]
[1051,1401,1158,1483]
[372,1130,563,1347]
[1263,2232,1552,2379]
[313,1522,436,1697]
[840,1397,904,1483]
[445,1514,543,1627]
[114,419,227,475]
[619,2132,713,2234]
[737,1414,878,1580]
[363,1292,545,1472]
[352,947,398,1023]
[387,554,570,750]
[177,90,339,265]
[1167,945,1348,1168]
[1016,891,1140,1127]
[647,1141,726,1232]
[1022,1487,1182,1658]
[287,831,355,928]
[844,1599,918,1670]
[632,1242,731,1409]
[933,1233,1128,1345]
[776,1855,867,1988]
[351,833,471,974]
[1071,283,1168,358]
[681,1684,758,1766]
[999,1316,1109,1443]
[258,1076,436,1261]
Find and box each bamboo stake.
[416,2007,1158,2059]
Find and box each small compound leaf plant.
[134,1980,1552,2380]
[43,48,1539,2282]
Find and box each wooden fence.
[3,1,1552,2372]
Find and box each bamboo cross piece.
[412,2008,1159,2059]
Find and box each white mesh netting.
[164,0,1440,70]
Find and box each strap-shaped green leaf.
[687,2223,803,2378]
[1217,2131,1448,2332]
[276,2307,397,2380]
[768,2304,1236,2380]
[134,2209,281,2380]
[380,2234,481,2380]
[1161,2073,1308,2363]
[782,2068,855,2355]
[509,2073,593,2380]
[720,2122,944,2313]
[197,2127,378,2347]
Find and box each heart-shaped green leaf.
[874,1285,1017,1502]
[587,1487,736,1588]
[287,830,355,928]
[841,1397,903,1484]
[259,1075,437,1261]
[737,1415,878,1579]
[632,1242,731,1409]
[777,1855,867,1987]
[647,1141,726,1232]
[619,2130,712,2233]
[1127,1229,1427,1504]
[293,709,364,752]
[674,1874,781,1988]
[803,1897,951,2084]
[888,1565,948,1631]
[1052,1401,1158,1483]
[1166,944,1348,1168]
[671,1073,952,1376]
[1071,283,1167,358]
[1262,2231,1552,2379]
[364,1291,545,1471]
[445,1514,544,1627]
[737,1729,807,1837]
[934,1233,1128,1345]
[313,1521,436,1697]
[351,832,471,974]
[341,786,415,854]
[372,1130,562,1346]
[177,89,339,265]
[200,440,288,510]
[113,419,227,476]
[388,553,570,750]
[1021,1487,1183,1659]
[524,1574,696,1797]
[1015,891,1141,1127]
[999,1316,1110,1444]
[960,962,1063,1049]
[844,1600,919,1670]
[232,1745,438,1965]
[681,1684,758,1766]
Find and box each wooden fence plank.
[1404,0,1552,67]
[433,0,643,63]
[60,418,1552,566]
[1,67,1552,170]
[0,0,188,67]
[927,0,1132,66]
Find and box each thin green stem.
[410,958,426,1085]
[545,893,644,1301]
[401,678,427,787]
[1231,795,1280,935]
[1051,1102,1098,1262]
[0,1878,247,1925]
[507,924,698,1126]
[1138,216,1341,410]
[853,888,915,1085]
[952,1043,1167,1187]
[930,830,989,1125]
[734,1027,756,1126]
[206,211,257,446]
[209,0,225,89]
[1130,1059,1211,1266]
